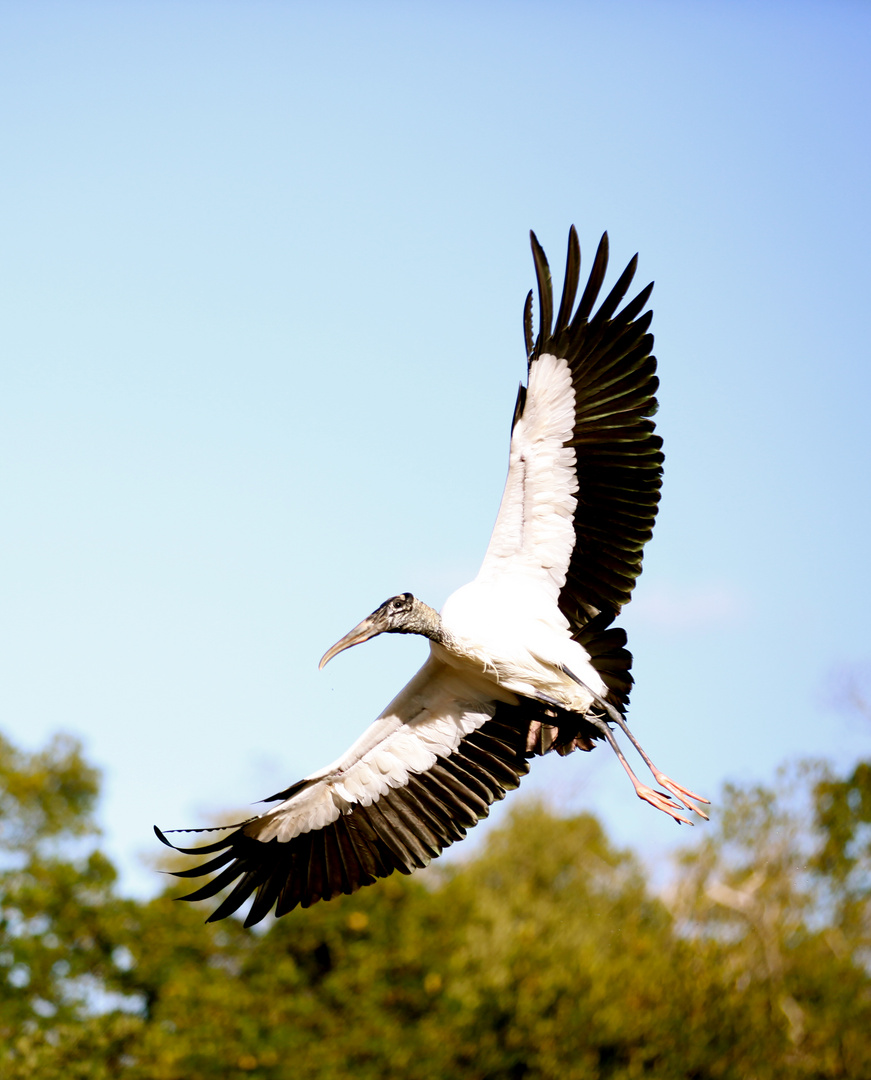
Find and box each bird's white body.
[438,579,604,709]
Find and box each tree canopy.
[2,728,869,1079]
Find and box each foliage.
[815,761,871,881]
[673,762,871,1078]
[2,729,870,1079]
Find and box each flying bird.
[156,226,708,925]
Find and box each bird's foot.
[651,773,710,820]
[634,783,695,825]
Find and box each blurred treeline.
[1,729,869,1079]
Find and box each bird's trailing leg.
[584,713,694,825]
[560,665,710,822]
[596,700,709,819]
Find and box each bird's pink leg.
[648,774,709,819]
[603,714,710,820]
[559,665,710,820]
[589,719,694,825]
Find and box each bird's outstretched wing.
[157,659,575,926]
[477,228,662,636]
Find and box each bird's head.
[319,593,439,669]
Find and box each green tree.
[435,804,709,1079]
[813,676,871,955]
[674,762,871,1078]
[3,727,871,1079]
[0,731,143,1075]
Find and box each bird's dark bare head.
[377,592,415,619]
[318,593,442,669]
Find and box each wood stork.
[156,226,708,925]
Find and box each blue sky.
[2,1,870,895]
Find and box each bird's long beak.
[318,615,383,670]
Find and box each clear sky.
[2,1,870,895]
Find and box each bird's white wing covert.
[157,658,541,925]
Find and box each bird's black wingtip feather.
[553,226,581,339]
[153,822,243,856]
[529,230,554,350]
[522,289,534,359]
[154,825,172,848]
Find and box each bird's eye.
[392,598,405,610]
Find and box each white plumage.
[156,226,708,925]
[477,352,578,595]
